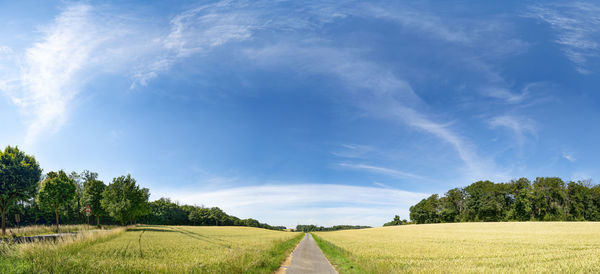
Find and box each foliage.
[0,146,42,235]
[405,177,600,224]
[101,174,150,225]
[81,175,107,225]
[36,170,77,231]
[383,215,409,226]
[295,224,371,232]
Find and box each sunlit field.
[0,226,302,273]
[313,222,600,273]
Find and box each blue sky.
[1,1,600,227]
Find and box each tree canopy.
[81,175,107,225]
[0,146,42,235]
[37,170,77,232]
[405,177,600,224]
[101,174,150,225]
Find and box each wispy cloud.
[0,4,155,145]
[160,184,429,227]
[367,4,470,43]
[489,115,537,145]
[131,1,261,88]
[483,87,528,104]
[245,40,503,182]
[331,144,374,158]
[562,151,576,162]
[527,2,600,73]
[337,163,426,180]
[14,5,104,145]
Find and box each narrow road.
[282,233,337,274]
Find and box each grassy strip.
[245,232,304,274]
[311,233,366,274]
[0,227,128,273]
[0,224,118,238]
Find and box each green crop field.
[0,226,302,273]
[313,222,600,273]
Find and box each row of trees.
[142,198,285,230]
[0,146,282,235]
[295,224,371,232]
[408,177,600,224]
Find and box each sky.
[1,1,600,227]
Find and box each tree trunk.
[96,215,100,226]
[1,207,5,236]
[55,209,60,233]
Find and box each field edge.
[311,233,366,274]
[249,232,304,274]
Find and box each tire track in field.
[171,227,232,248]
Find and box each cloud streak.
[527,2,600,73]
[5,5,99,145]
[489,115,537,146]
[0,4,157,145]
[160,184,429,227]
[337,163,426,180]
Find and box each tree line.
[295,224,371,232]
[142,198,285,230]
[0,146,282,235]
[407,177,600,224]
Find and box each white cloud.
[367,5,470,43]
[16,5,101,145]
[489,116,537,147]
[562,151,576,162]
[245,42,505,182]
[331,144,374,158]
[483,87,528,104]
[159,184,429,227]
[527,3,600,73]
[131,1,260,88]
[0,4,155,146]
[489,115,537,145]
[337,162,426,180]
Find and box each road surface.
[281,233,337,274]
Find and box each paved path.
[283,233,337,274]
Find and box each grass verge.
[0,224,118,238]
[0,226,127,273]
[246,232,304,274]
[311,233,365,274]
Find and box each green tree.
[101,174,149,225]
[189,207,211,225]
[209,207,227,226]
[147,198,188,225]
[409,194,440,224]
[532,177,567,221]
[81,176,106,225]
[567,181,589,221]
[67,171,84,224]
[463,181,505,221]
[37,170,77,232]
[383,215,405,226]
[440,188,465,222]
[0,146,42,235]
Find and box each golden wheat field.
[314,222,600,273]
[0,226,301,273]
